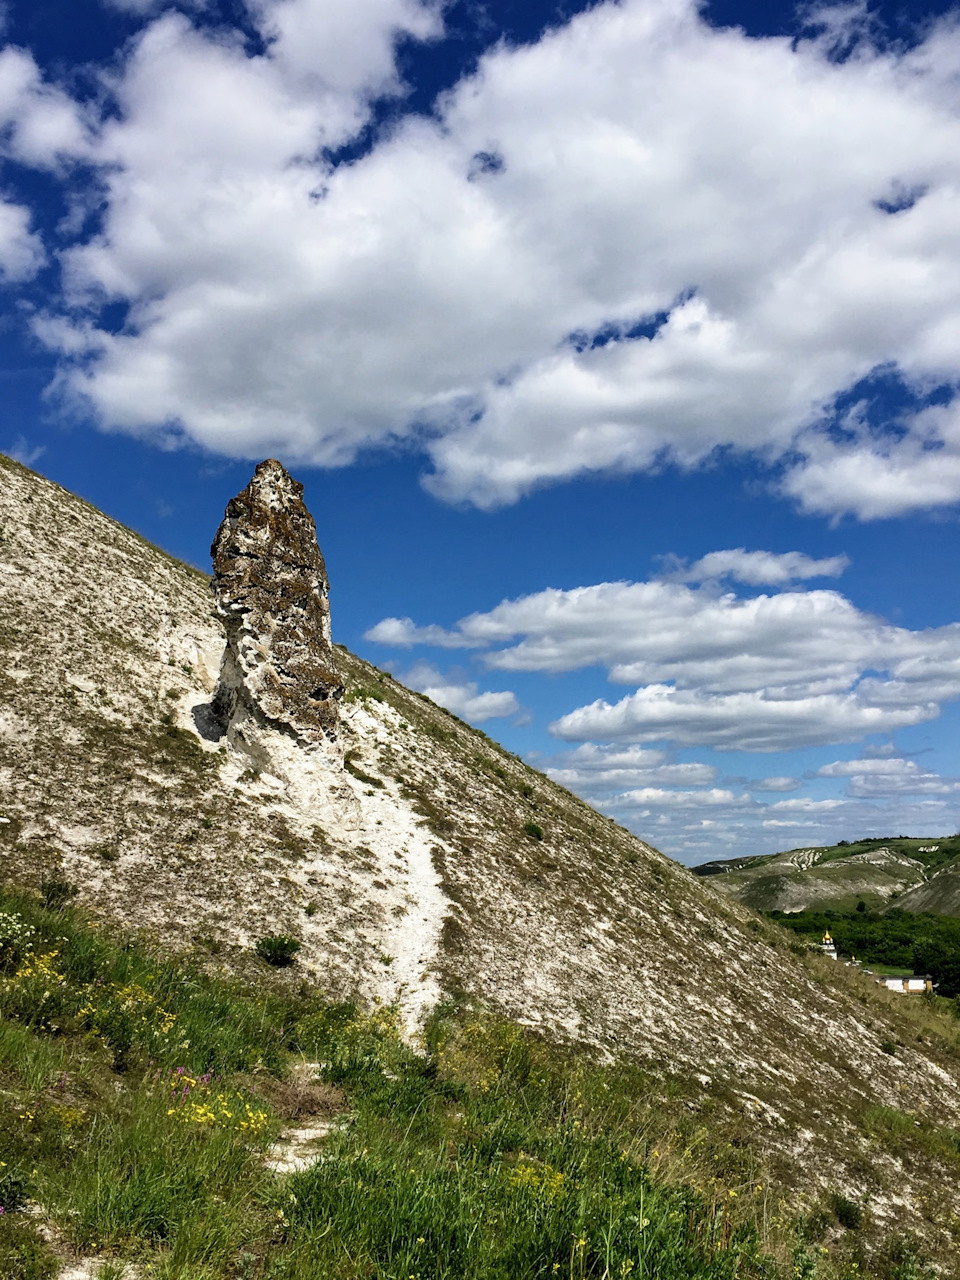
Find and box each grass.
[256,935,303,966]
[343,749,385,790]
[0,885,952,1280]
[0,890,767,1277]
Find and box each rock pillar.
[209,459,343,746]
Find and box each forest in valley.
[767,908,960,998]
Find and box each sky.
[3,0,960,865]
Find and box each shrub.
[255,934,302,966]
[873,1231,935,1280]
[0,1164,30,1214]
[830,1192,863,1230]
[343,686,384,704]
[523,821,544,841]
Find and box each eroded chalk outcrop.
[203,459,344,752]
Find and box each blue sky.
[3,0,960,864]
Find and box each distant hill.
[693,836,960,915]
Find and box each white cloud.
[0,46,90,167]
[816,755,960,796]
[364,616,475,649]
[661,548,850,586]
[103,0,209,12]
[817,756,917,777]
[248,0,441,101]
[784,401,960,519]
[1,434,45,465]
[0,47,89,284]
[596,775,960,866]
[608,787,752,810]
[749,776,801,792]
[401,662,519,724]
[368,572,960,751]
[551,686,936,752]
[766,797,845,813]
[19,0,960,519]
[370,579,899,688]
[544,742,717,790]
[0,198,43,281]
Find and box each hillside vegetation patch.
[768,909,960,996]
[0,886,939,1280]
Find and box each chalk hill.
[5,451,960,1259]
[694,837,960,916]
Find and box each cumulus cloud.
[607,787,752,811]
[749,776,801,792]
[817,756,919,777]
[535,742,756,859]
[369,578,898,687]
[368,571,960,751]
[765,797,845,813]
[0,47,90,283]
[102,0,209,12]
[587,771,960,865]
[544,742,717,790]
[550,686,936,752]
[816,755,960,796]
[660,548,850,586]
[248,0,441,101]
[0,46,90,167]
[784,401,960,519]
[400,662,519,723]
[561,766,960,863]
[365,616,475,649]
[13,0,960,518]
[0,198,43,281]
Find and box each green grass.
[343,749,385,789]
[280,1135,749,1280]
[0,884,948,1280]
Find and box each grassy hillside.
[694,838,960,915]
[9,452,960,1270]
[1,886,955,1280]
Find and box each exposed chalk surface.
[6,451,960,1251]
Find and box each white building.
[880,975,934,994]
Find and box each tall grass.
[0,885,947,1279]
[280,1127,759,1279]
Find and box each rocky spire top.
[210,459,343,744]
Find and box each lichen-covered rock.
[210,459,343,744]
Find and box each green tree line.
[767,908,960,997]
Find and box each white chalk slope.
[3,451,960,1245]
